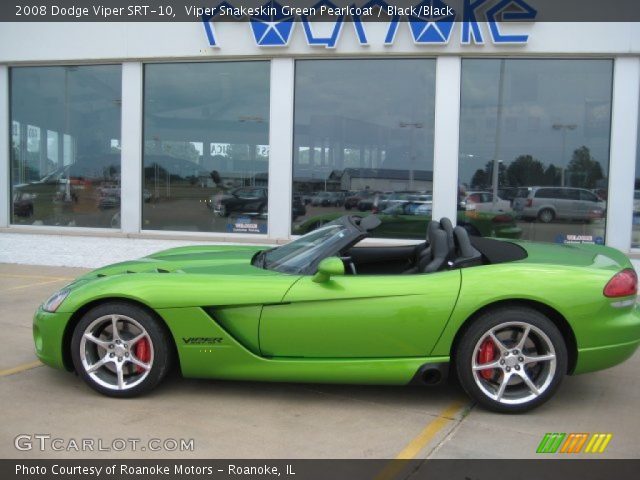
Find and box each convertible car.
[33,215,640,412]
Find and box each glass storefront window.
[10,65,122,228]
[633,94,640,248]
[458,59,613,244]
[142,62,270,234]
[291,59,436,239]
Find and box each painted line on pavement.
[394,400,467,459]
[0,273,73,281]
[0,360,43,377]
[2,278,68,292]
[375,399,468,480]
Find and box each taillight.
[604,269,638,298]
[526,199,533,207]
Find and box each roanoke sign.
[201,0,537,48]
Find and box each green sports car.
[34,215,640,412]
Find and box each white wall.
[1,22,639,63]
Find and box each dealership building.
[1,5,640,255]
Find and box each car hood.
[76,245,272,281]
[55,245,301,312]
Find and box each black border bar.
[2,0,640,22]
[3,459,640,480]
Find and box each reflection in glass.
[142,62,270,233]
[458,59,612,244]
[291,59,438,239]
[10,65,122,228]
[633,92,640,249]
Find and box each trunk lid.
[513,240,631,271]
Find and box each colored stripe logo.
[537,433,612,454]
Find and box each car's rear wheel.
[71,302,172,398]
[537,208,555,223]
[455,307,567,413]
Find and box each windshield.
[260,223,350,274]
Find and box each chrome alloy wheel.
[79,314,154,391]
[471,321,557,405]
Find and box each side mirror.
[312,257,345,283]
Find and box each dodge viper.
[33,215,640,412]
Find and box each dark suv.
[212,187,268,217]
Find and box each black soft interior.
[345,245,421,274]
[342,217,527,275]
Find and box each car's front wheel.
[71,302,173,398]
[455,307,567,413]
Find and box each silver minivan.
[512,187,606,223]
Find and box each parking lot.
[1,262,639,460]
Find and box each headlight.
[43,289,70,313]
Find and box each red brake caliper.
[134,338,150,374]
[478,339,496,380]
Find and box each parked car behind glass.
[513,186,605,223]
[459,191,511,214]
[212,187,268,217]
[292,195,307,220]
[345,190,372,210]
[311,191,344,207]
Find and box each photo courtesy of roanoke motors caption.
[34,215,640,413]
[14,464,296,476]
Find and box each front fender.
[56,273,300,313]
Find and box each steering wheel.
[340,256,357,275]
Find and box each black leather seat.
[451,226,482,268]
[404,220,449,274]
[440,217,455,260]
[404,220,439,274]
[421,229,448,273]
[404,217,478,274]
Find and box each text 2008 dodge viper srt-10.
[33,215,640,412]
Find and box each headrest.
[440,217,455,256]
[426,220,440,242]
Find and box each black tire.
[218,204,229,217]
[455,306,567,413]
[71,302,173,398]
[537,208,555,223]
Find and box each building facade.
[1,17,640,252]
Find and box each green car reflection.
[293,201,522,239]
